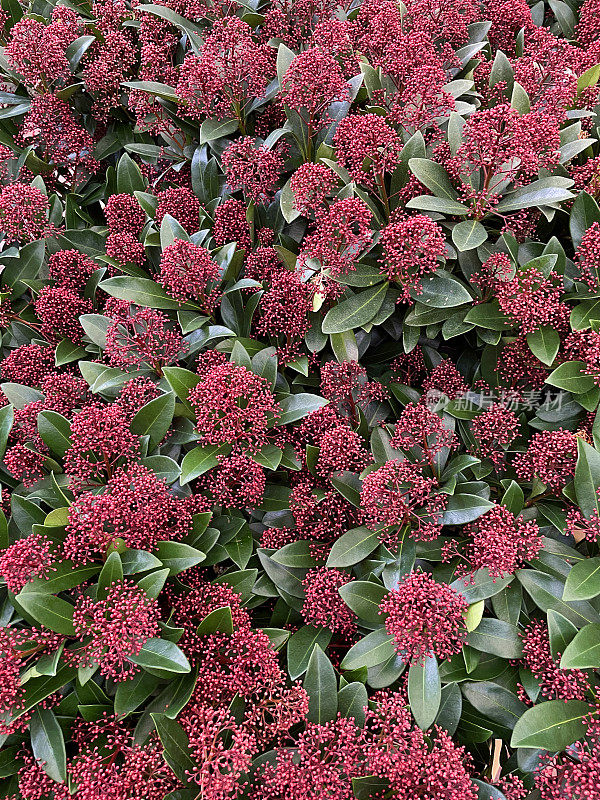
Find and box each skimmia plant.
[2,0,600,797]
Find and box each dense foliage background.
[1,0,600,796]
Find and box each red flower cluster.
[302,567,357,637]
[361,460,446,542]
[72,580,160,681]
[189,360,278,449]
[159,238,221,309]
[521,620,589,702]
[65,463,192,561]
[380,570,468,663]
[445,504,542,578]
[514,429,578,491]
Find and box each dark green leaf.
[37,411,72,459]
[466,619,523,659]
[510,699,590,750]
[322,284,389,334]
[196,606,234,636]
[277,393,329,425]
[339,581,387,625]
[151,714,195,784]
[563,557,600,601]
[128,638,191,674]
[451,220,488,251]
[154,541,205,575]
[560,623,600,668]
[287,625,333,680]
[30,708,66,783]
[341,629,396,671]
[575,439,600,519]
[408,656,441,730]
[305,645,337,723]
[14,591,75,635]
[462,682,526,730]
[546,361,596,394]
[527,326,561,367]
[327,527,380,568]
[338,682,368,726]
[131,393,175,449]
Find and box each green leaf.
[451,220,488,251]
[341,629,396,671]
[548,610,578,658]
[66,34,96,71]
[116,153,146,194]
[0,404,13,460]
[114,669,157,716]
[339,581,387,625]
[305,645,337,723]
[352,776,390,799]
[280,179,301,223]
[138,568,169,599]
[408,656,441,731]
[180,444,230,485]
[408,158,457,199]
[131,393,175,450]
[199,117,238,144]
[99,277,197,310]
[330,330,359,363]
[330,471,362,506]
[277,393,329,425]
[196,606,234,636]
[405,195,469,215]
[575,439,600,519]
[154,541,205,575]
[97,551,123,600]
[338,682,368,726]
[121,549,163,575]
[2,239,45,293]
[560,623,600,668]
[410,270,472,308]
[516,569,600,627]
[160,213,190,249]
[510,699,590,750]
[151,714,195,784]
[450,569,513,603]
[287,625,333,680]
[570,191,600,249]
[128,638,191,674]
[527,326,561,366]
[495,178,574,213]
[14,591,75,635]
[464,301,512,331]
[141,455,181,484]
[21,561,100,594]
[6,666,75,724]
[462,682,526,731]
[276,41,295,82]
[162,366,201,406]
[37,410,72,459]
[122,80,179,102]
[466,619,523,659]
[327,527,380,568]
[30,709,67,784]
[564,557,600,601]
[546,361,596,394]
[272,541,316,568]
[442,494,494,525]
[257,549,305,597]
[322,283,389,334]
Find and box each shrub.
[1,0,600,797]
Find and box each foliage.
[1,0,600,797]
